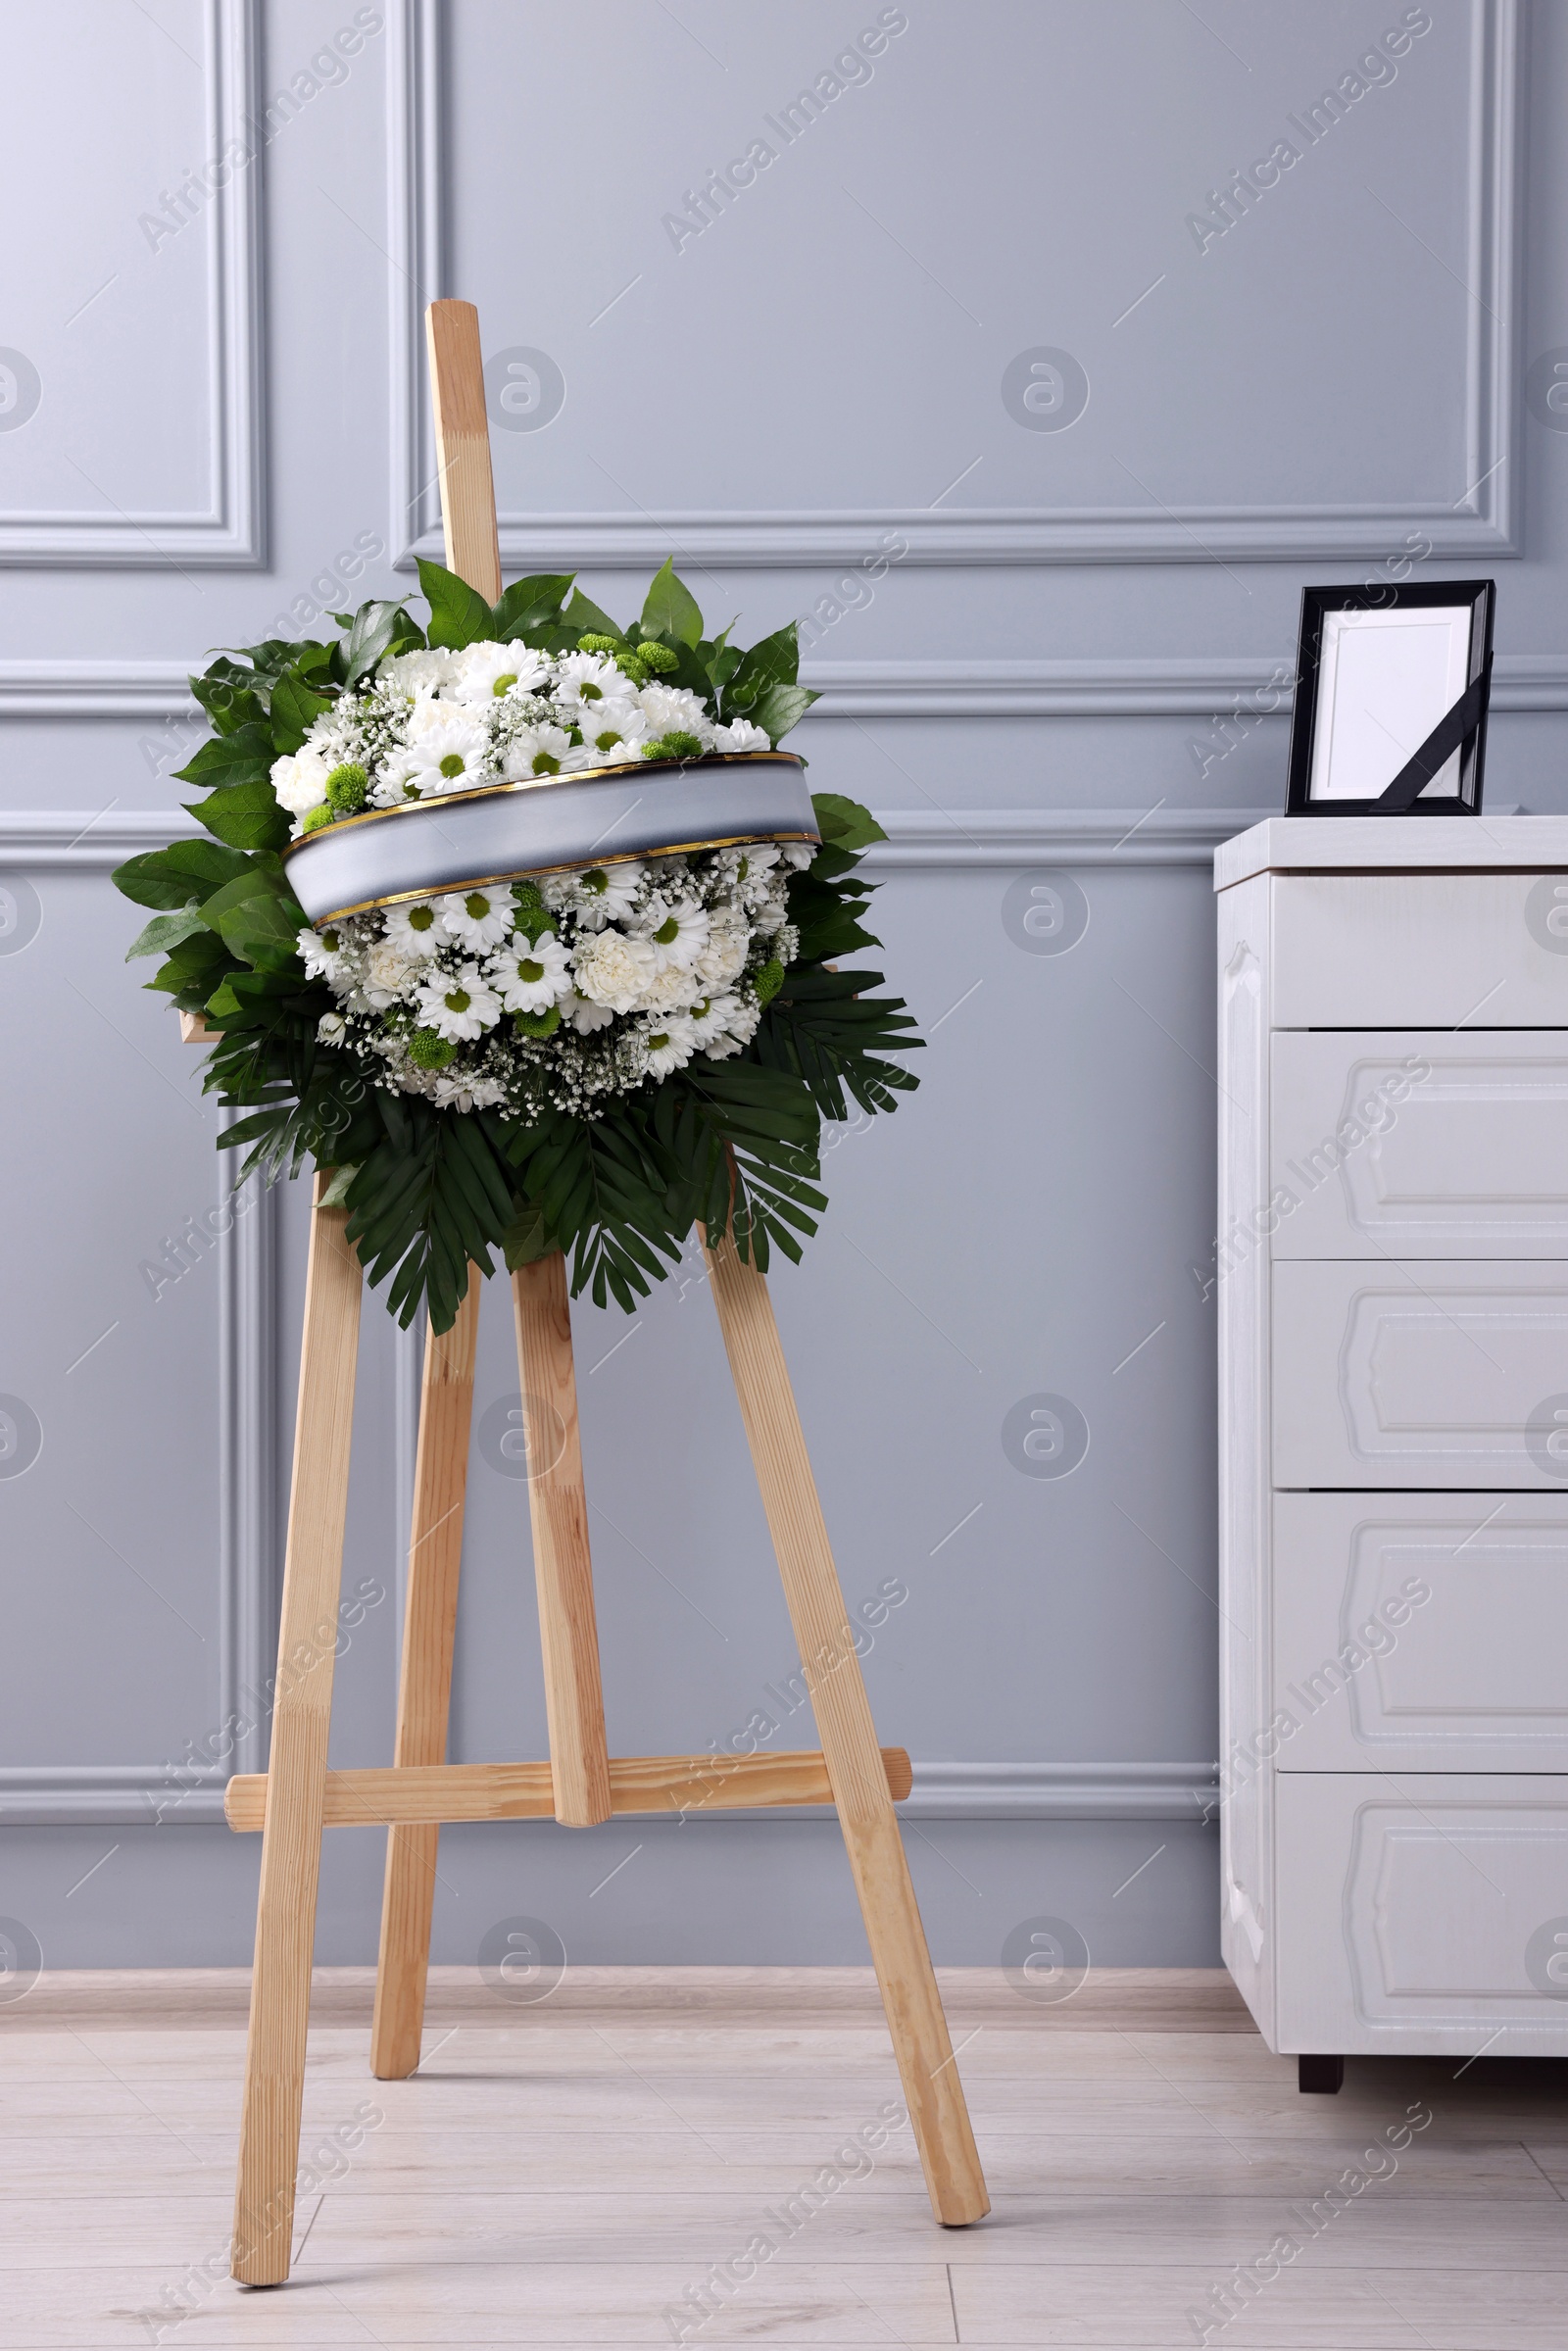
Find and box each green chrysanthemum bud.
[613,651,648,685]
[408,1027,456,1069]
[755,957,785,1005]
[645,729,703,762]
[302,804,334,834]
[576,633,622,655]
[324,760,368,813]
[637,641,679,675]
[514,1004,562,1040]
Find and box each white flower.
[403,704,490,796]
[377,647,458,699]
[576,696,649,763]
[297,924,347,981]
[638,682,713,744]
[696,912,749,990]
[638,894,710,972]
[370,748,424,808]
[382,900,445,957]
[499,722,571,781]
[686,992,742,1049]
[432,1070,508,1110]
[641,961,703,1013]
[317,1010,349,1046]
[702,994,760,1059]
[572,928,658,1013]
[452,639,551,706]
[437,887,516,954]
[272,748,332,820]
[559,987,615,1034]
[414,960,502,1042]
[569,859,645,930]
[711,718,772,755]
[640,1015,698,1078]
[489,929,571,1013]
[553,651,624,714]
[780,841,816,870]
[364,938,420,1009]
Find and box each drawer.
[1276,1774,1568,2053]
[1272,1259,1568,1489]
[1272,872,1568,1028]
[1270,1030,1568,1258]
[1272,1494,1568,1771]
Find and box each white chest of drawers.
[1215,817,1568,2070]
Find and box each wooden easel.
[224,301,988,2286]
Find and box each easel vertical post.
[231,1175,365,2283]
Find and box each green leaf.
[172,721,275,789]
[417,558,498,650]
[184,778,292,854]
[126,906,206,960]
[724,622,800,713]
[747,681,818,747]
[562,587,621,640]
[501,1201,555,1270]
[809,792,887,853]
[190,661,268,736]
[150,928,230,995]
[341,597,416,685]
[269,668,332,756]
[491,573,574,638]
[318,1163,358,1207]
[113,839,252,909]
[216,895,307,977]
[640,557,704,648]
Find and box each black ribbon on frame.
[1370,653,1494,810]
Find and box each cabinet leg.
[704,1226,989,2228]
[371,1269,480,2081]
[1298,2053,1345,2094]
[231,1180,364,2284]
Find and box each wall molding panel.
[388,0,1519,571]
[0,0,265,568]
[10,651,1568,724]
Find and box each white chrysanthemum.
[638,682,713,744]
[297,923,347,981]
[414,960,502,1042]
[377,647,458,699]
[558,987,615,1034]
[640,1015,697,1078]
[572,928,658,1013]
[490,930,570,1013]
[432,1071,508,1110]
[696,912,749,990]
[711,718,772,755]
[382,900,444,957]
[452,639,551,707]
[364,937,421,1009]
[637,894,710,972]
[272,748,332,820]
[686,992,742,1048]
[499,722,571,782]
[437,887,515,953]
[318,1010,348,1046]
[641,961,703,1014]
[576,697,650,763]
[569,860,645,931]
[552,651,624,714]
[403,704,490,796]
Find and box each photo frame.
[1284,579,1494,816]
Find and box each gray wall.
[0,0,1560,1973]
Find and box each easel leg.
[231,1178,364,2283]
[704,1228,990,2227]
[370,1267,481,2080]
[513,1253,612,1827]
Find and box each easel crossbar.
[225,1746,912,1830]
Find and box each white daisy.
[381,900,445,957]
[570,860,645,930]
[640,1015,697,1078]
[780,841,816,870]
[369,747,425,808]
[552,651,624,715]
[637,894,710,972]
[489,929,571,1013]
[432,1071,508,1110]
[402,702,491,797]
[558,987,616,1034]
[452,639,551,706]
[638,682,713,745]
[415,961,502,1042]
[499,722,571,781]
[576,697,650,764]
[272,748,332,821]
[711,718,772,755]
[297,923,347,981]
[437,887,516,953]
[572,928,658,1013]
[686,992,742,1049]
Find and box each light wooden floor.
[2,1967,1564,2347]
